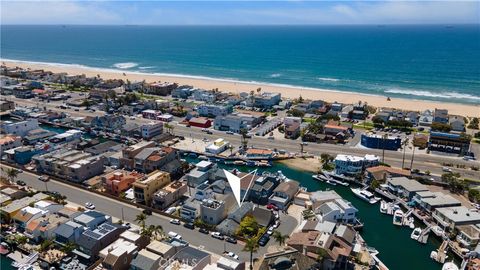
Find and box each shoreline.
[2,59,479,117]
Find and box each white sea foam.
[318,77,340,82]
[138,66,156,70]
[112,62,138,69]
[384,88,480,101]
[269,73,281,78]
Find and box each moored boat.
[411,228,421,240]
[380,200,388,214]
[351,188,380,204]
[393,209,404,226]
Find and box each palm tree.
[272,231,289,247]
[135,213,147,230]
[256,87,262,94]
[316,248,328,264]
[240,128,249,150]
[3,168,19,184]
[401,137,409,169]
[243,237,259,270]
[151,225,164,240]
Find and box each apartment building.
[141,121,163,139]
[214,113,263,133]
[34,149,106,183]
[133,170,171,205]
[334,154,379,177]
[0,119,39,136]
[197,103,233,117]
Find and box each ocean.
[1,25,479,104]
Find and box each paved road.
[7,95,480,179]
[0,165,297,261]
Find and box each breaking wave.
[112,62,139,69]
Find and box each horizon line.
[2,23,479,27]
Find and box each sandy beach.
[3,60,479,117]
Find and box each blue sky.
[2,1,479,25]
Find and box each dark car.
[183,222,195,230]
[226,237,237,244]
[142,209,152,215]
[16,180,26,186]
[199,228,209,234]
[258,235,270,246]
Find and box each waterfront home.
[413,191,461,213]
[74,210,111,230]
[186,161,218,187]
[89,88,124,100]
[54,220,85,245]
[49,129,82,144]
[456,225,480,249]
[0,118,39,136]
[248,174,279,204]
[90,115,126,132]
[334,154,379,178]
[23,129,57,144]
[75,223,126,262]
[25,213,68,242]
[141,121,163,139]
[0,193,48,221]
[188,117,212,128]
[145,81,177,96]
[314,198,358,224]
[449,115,466,132]
[197,103,233,117]
[171,85,195,99]
[12,206,47,231]
[192,89,218,103]
[419,110,434,126]
[102,170,146,196]
[433,108,449,124]
[205,138,230,155]
[386,177,429,201]
[247,92,281,109]
[428,131,470,155]
[365,166,411,182]
[310,190,342,208]
[34,149,106,183]
[152,181,187,210]
[433,206,480,231]
[132,170,171,205]
[361,133,402,151]
[268,181,300,210]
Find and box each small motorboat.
[380,200,388,214]
[409,217,415,229]
[351,188,381,204]
[393,209,404,226]
[411,228,422,240]
[432,226,445,237]
[442,262,459,270]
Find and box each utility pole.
[402,138,409,169]
[382,134,387,163]
[410,144,416,170]
[121,207,125,221]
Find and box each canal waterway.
[186,156,447,270]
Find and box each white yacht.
[393,209,404,226]
[411,228,421,240]
[380,200,388,214]
[351,188,380,204]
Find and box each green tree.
[237,215,259,237]
[240,128,249,150]
[272,231,289,247]
[38,239,54,252]
[316,248,329,263]
[243,237,259,270]
[2,168,20,184]
[468,189,480,202]
[370,179,380,190]
[60,241,77,254]
[431,122,452,132]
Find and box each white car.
[227,252,239,260]
[210,232,225,240]
[442,167,452,173]
[85,202,95,210]
[170,219,181,225]
[168,231,182,240]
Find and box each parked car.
[258,235,270,246]
[16,180,26,186]
[168,231,182,240]
[199,228,209,234]
[85,202,95,210]
[225,237,237,244]
[266,203,278,211]
[211,232,225,240]
[227,252,239,260]
[226,131,234,135]
[183,222,195,230]
[170,219,181,225]
[442,167,453,173]
[38,175,49,182]
[142,209,152,215]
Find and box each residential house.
[171,85,195,99]
[145,81,177,96]
[197,104,233,117]
[25,213,68,242]
[193,89,218,103]
[0,100,15,111]
[449,116,465,132]
[268,181,300,210]
[75,223,126,261]
[413,191,461,213]
[99,238,138,270]
[12,206,47,231]
[133,170,171,205]
[251,206,274,227]
[314,199,358,224]
[170,246,212,270]
[186,161,218,187]
[54,220,84,245]
[103,170,146,196]
[121,141,156,169]
[200,195,235,225]
[214,113,263,133]
[365,166,411,182]
[434,108,449,124]
[248,174,279,204]
[0,119,39,136]
[419,110,434,126]
[180,198,201,222]
[0,135,22,155]
[91,115,126,131]
[74,210,111,230]
[0,193,48,221]
[250,92,281,108]
[456,225,480,249]
[133,147,178,174]
[386,177,429,201]
[334,154,379,177]
[152,181,188,210]
[433,206,480,231]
